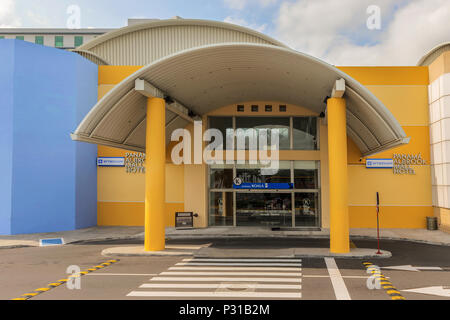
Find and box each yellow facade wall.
[96,66,185,227]
[350,206,432,229]
[341,66,431,229]
[94,65,432,230]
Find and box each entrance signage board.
[97,157,125,167]
[233,183,294,190]
[366,159,394,169]
[175,212,195,229]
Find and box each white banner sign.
[97,157,125,167]
[366,159,394,169]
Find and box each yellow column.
[327,97,350,254]
[145,97,166,252]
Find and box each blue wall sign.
[233,183,294,190]
[40,238,65,246]
[97,157,125,167]
[366,159,394,169]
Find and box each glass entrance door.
[208,161,321,228]
[236,192,292,227]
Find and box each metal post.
[376,192,382,255]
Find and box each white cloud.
[224,0,278,10]
[224,16,268,33]
[0,0,21,27]
[26,10,51,27]
[274,0,450,66]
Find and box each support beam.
[135,78,195,123]
[145,97,166,252]
[327,97,350,254]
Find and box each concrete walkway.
[0,226,144,249]
[1,226,450,249]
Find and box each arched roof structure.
[72,43,409,157]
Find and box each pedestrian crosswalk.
[127,257,302,299]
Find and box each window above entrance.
[208,116,318,151]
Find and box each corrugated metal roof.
[417,42,450,66]
[72,43,408,156]
[76,19,288,66]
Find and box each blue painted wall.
[0,40,98,235]
[0,41,15,235]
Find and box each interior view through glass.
[208,115,320,228]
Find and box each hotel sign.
[366,153,425,175]
[392,153,425,175]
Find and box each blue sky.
[2,0,450,65]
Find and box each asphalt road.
[0,238,449,301]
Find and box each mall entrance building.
[2,18,450,253]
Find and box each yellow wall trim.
[337,66,429,86]
[98,202,184,227]
[99,66,143,85]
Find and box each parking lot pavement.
[0,238,449,301]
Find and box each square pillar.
[145,97,166,251]
[327,97,350,253]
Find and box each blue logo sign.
[97,157,125,167]
[233,183,294,190]
[366,159,394,169]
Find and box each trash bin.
[426,217,438,231]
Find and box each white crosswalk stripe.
[127,257,303,299]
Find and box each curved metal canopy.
[417,42,450,66]
[72,43,409,157]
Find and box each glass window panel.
[293,117,318,150]
[236,193,292,227]
[236,117,290,150]
[209,192,234,226]
[236,161,291,184]
[294,161,319,189]
[210,164,234,189]
[295,193,320,227]
[55,36,64,47]
[74,36,83,47]
[209,117,233,150]
[35,36,44,45]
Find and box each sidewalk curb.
[166,234,450,247]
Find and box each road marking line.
[86,273,158,276]
[184,258,302,262]
[150,277,302,283]
[177,262,302,267]
[160,271,302,277]
[324,258,351,300]
[363,262,406,300]
[303,275,374,279]
[387,290,401,295]
[22,293,39,297]
[127,291,302,299]
[169,266,302,271]
[48,283,62,287]
[11,259,121,301]
[140,283,302,290]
